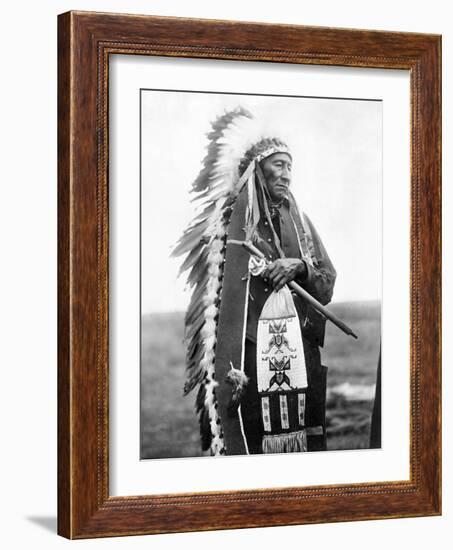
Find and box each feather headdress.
[172,107,292,455]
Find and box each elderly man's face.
[261,152,292,202]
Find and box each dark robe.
[369,351,382,449]
[214,180,336,455]
[241,196,336,453]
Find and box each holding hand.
[263,258,307,291]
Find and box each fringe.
[262,430,308,454]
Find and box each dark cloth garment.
[239,197,335,453]
[214,180,336,455]
[246,198,336,348]
[370,351,382,449]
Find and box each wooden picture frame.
[58,10,441,539]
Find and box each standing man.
[173,108,336,456]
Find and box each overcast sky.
[141,91,382,314]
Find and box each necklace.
[268,200,284,219]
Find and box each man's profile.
[173,108,337,455]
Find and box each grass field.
[141,300,381,458]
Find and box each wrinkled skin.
[263,257,306,291]
[261,153,306,290]
[261,152,292,202]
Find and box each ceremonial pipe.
[238,240,358,340]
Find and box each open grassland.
[141,301,381,458]
[323,301,381,450]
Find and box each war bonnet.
[173,107,295,455]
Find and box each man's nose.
[281,166,290,181]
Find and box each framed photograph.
[58,11,441,538]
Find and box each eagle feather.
[172,107,253,454]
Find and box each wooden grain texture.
[57,10,441,539]
[57,11,71,538]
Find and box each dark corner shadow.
[26,516,57,534]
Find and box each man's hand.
[263,258,307,291]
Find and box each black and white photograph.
[1,0,445,546]
[140,90,382,459]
